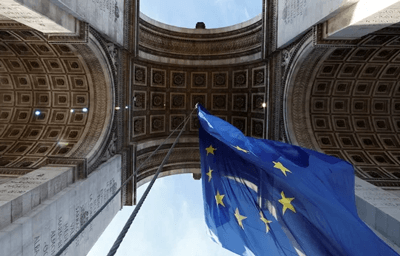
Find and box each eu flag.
[198,104,399,256]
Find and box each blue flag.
[198,104,399,256]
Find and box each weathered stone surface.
[277,0,359,47]
[355,177,400,251]
[325,0,400,39]
[59,0,124,45]
[0,0,124,45]
[0,221,23,256]
[0,201,11,232]
[0,167,73,229]
[139,13,263,65]
[0,0,75,33]
[0,155,121,256]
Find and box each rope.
[54,107,195,256]
[106,108,193,256]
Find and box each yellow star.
[273,161,291,176]
[234,208,247,230]
[205,145,216,156]
[206,167,213,182]
[233,145,249,153]
[259,212,272,233]
[215,190,225,207]
[278,191,296,215]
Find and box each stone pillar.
[0,0,77,34]
[324,0,400,39]
[0,166,74,231]
[0,0,125,46]
[0,155,122,256]
[277,0,400,46]
[277,0,359,47]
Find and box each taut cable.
[106,107,193,256]
[55,107,196,256]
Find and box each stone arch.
[285,33,400,187]
[0,27,114,177]
[134,137,201,186]
[137,167,201,188]
[130,16,268,188]
[138,13,263,65]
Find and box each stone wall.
[0,166,74,231]
[356,177,400,253]
[0,155,121,256]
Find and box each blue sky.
[89,1,261,255]
[89,175,237,256]
[140,0,261,28]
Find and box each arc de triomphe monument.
[1,0,400,255]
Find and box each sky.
[88,175,238,256]
[140,0,261,29]
[89,1,261,255]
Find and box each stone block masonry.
[0,0,76,33]
[0,155,122,256]
[0,166,74,230]
[356,177,400,253]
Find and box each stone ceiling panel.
[131,61,268,143]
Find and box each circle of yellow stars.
[204,144,297,232]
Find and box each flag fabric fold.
[198,104,398,256]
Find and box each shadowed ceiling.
[0,28,112,173]
[287,34,400,187]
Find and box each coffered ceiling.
[0,28,112,173]
[287,34,400,187]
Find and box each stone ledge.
[356,177,400,252]
[0,166,73,230]
[0,154,121,256]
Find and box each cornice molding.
[138,16,263,63]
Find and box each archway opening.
[140,0,262,29]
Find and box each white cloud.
[244,8,250,20]
[170,196,237,256]
[244,246,256,256]
[94,175,238,256]
[215,0,235,4]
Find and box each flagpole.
[106,106,195,256]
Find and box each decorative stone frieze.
[138,14,262,63]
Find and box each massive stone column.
[276,0,400,47]
[0,0,128,47]
[0,155,121,256]
[0,13,120,255]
